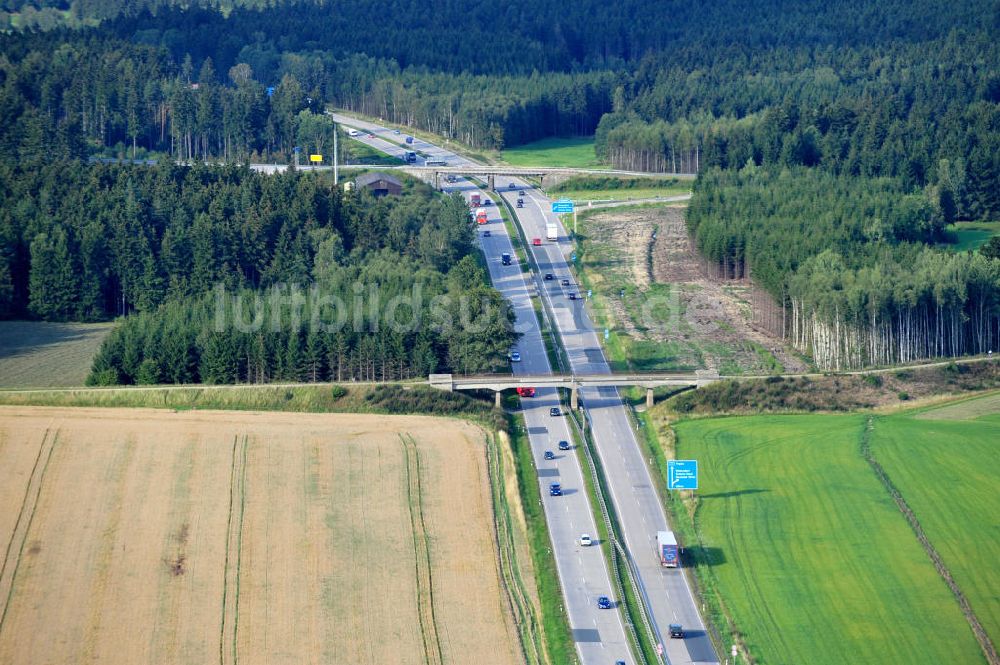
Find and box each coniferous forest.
[0,0,998,375]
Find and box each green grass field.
[872,399,1000,646]
[501,137,599,168]
[0,320,113,388]
[547,187,690,202]
[944,221,1000,252]
[674,414,986,665]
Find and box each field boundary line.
[861,416,1000,665]
[401,434,444,665]
[0,427,57,636]
[485,432,544,665]
[220,434,249,665]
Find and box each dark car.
[516,199,524,208]
[669,623,684,639]
[560,278,570,286]
[568,292,577,300]
[544,273,554,280]
[508,182,516,189]
[549,482,562,496]
[518,190,525,196]
[483,230,491,237]
[597,596,612,610]
[558,440,571,451]
[543,450,555,460]
[549,407,561,417]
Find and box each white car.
[347,129,360,137]
[510,351,521,362]
[579,534,592,547]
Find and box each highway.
[335,113,715,665]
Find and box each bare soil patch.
[0,407,522,665]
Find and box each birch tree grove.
[688,169,1000,370]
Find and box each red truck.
[476,209,489,224]
[516,387,536,397]
[470,193,481,207]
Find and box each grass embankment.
[0,383,507,431]
[548,175,692,202]
[506,409,577,664]
[668,359,1000,415]
[342,137,404,166]
[944,221,1000,252]
[501,137,599,168]
[670,413,987,665]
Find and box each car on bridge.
[558,440,571,450]
[597,596,613,609]
[549,407,561,416]
[543,450,555,460]
[549,482,562,496]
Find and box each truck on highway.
[657,530,679,567]
[476,209,489,224]
[470,193,481,207]
[516,386,535,397]
[546,222,558,241]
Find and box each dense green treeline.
[688,169,1000,369]
[0,161,481,319]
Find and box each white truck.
[546,222,558,241]
[657,530,679,568]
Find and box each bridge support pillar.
[570,385,578,410]
[495,389,502,409]
[646,388,655,409]
[487,174,495,191]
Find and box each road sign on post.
[310,154,323,163]
[668,460,698,490]
[551,198,575,214]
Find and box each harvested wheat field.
[0,407,522,665]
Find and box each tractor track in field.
[861,417,999,665]
[220,434,249,665]
[0,427,57,637]
[401,434,444,665]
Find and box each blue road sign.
[668,460,698,490]
[266,86,275,97]
[551,198,575,214]
[571,253,577,262]
[604,328,609,340]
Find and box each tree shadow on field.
[0,321,106,360]
[697,488,769,500]
[683,546,727,568]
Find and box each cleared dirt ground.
[584,205,806,373]
[0,407,522,665]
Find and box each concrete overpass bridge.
[429,370,720,408]
[416,166,694,189]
